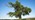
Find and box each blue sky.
[0,0,35,19]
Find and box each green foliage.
[8,0,31,18]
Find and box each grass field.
[0,18,35,20]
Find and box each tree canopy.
[7,0,31,19]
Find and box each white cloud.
[0,15,19,19]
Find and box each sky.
[0,0,35,19]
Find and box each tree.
[7,0,31,20]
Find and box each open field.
[0,18,35,20]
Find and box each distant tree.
[7,0,31,20]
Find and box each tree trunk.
[19,18,21,20]
[19,15,21,20]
